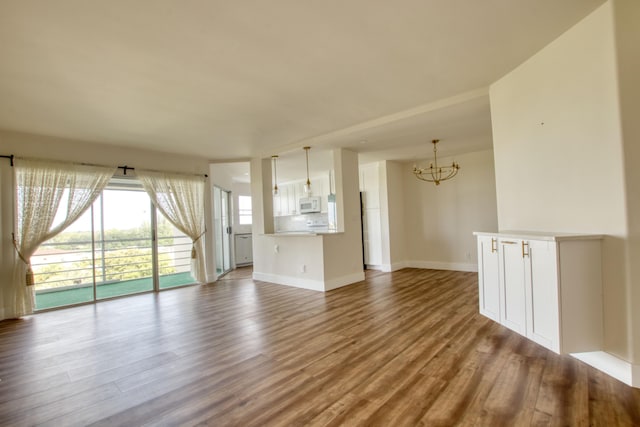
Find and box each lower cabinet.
[474,232,603,354]
[477,235,500,322]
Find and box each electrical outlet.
[300,264,306,273]
[274,244,279,253]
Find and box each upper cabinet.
[273,173,332,216]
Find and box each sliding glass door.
[213,186,232,275]
[31,178,196,310]
[95,187,155,299]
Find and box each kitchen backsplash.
[275,212,329,232]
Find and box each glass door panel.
[214,187,223,274]
[213,186,232,275]
[96,188,154,299]
[221,189,231,272]
[32,206,95,310]
[157,214,195,289]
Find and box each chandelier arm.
[413,171,435,182]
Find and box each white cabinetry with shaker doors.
[474,231,603,354]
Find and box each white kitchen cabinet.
[273,172,333,217]
[273,183,297,216]
[525,238,560,351]
[499,238,528,335]
[474,231,603,354]
[234,234,253,266]
[476,235,500,322]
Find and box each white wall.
[490,2,631,360]
[403,149,498,271]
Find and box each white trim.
[252,271,365,292]
[252,272,324,291]
[390,261,409,272]
[571,351,640,388]
[406,260,478,272]
[367,261,408,272]
[324,272,366,291]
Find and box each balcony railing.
[32,234,196,310]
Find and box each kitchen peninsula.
[250,149,365,292]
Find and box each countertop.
[473,230,604,241]
[262,230,342,237]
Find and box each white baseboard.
[366,262,408,272]
[252,271,365,292]
[324,272,365,291]
[366,261,477,273]
[252,272,325,292]
[571,351,640,388]
[406,260,478,273]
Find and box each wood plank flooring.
[0,268,639,426]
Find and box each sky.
[64,189,155,232]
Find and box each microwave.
[299,196,321,213]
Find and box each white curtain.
[9,159,115,318]
[137,170,208,283]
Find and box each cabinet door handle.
[491,238,497,253]
[501,240,518,245]
[522,241,530,258]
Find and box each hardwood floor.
[0,268,639,426]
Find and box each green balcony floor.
[35,272,195,310]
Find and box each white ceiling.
[0,0,604,168]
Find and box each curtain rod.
[118,165,208,178]
[0,154,14,166]
[0,154,207,178]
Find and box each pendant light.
[271,155,279,195]
[303,146,311,193]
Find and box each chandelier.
[412,139,460,185]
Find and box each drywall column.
[249,158,274,236]
[322,148,365,286]
[613,0,640,366]
[378,163,392,269]
[382,161,407,270]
